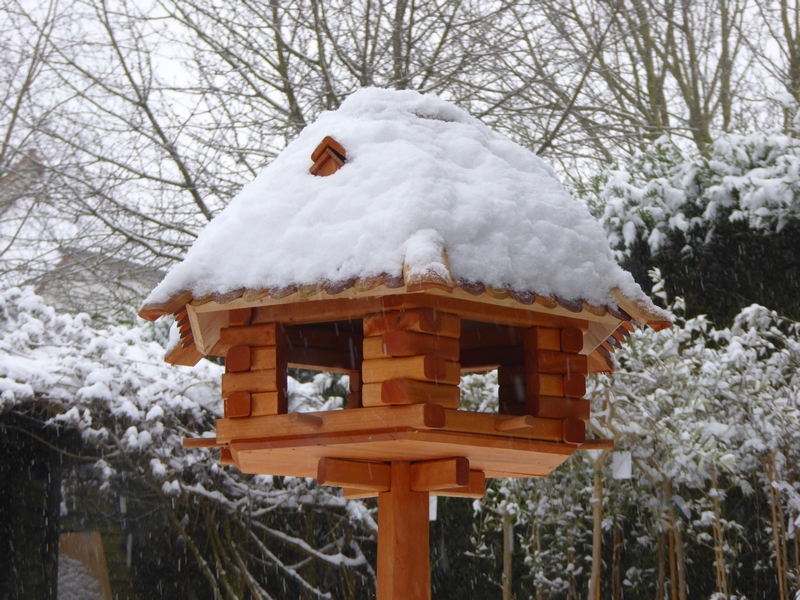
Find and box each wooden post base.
[377,462,431,600]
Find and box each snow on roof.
[143,88,663,321]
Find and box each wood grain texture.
[433,470,485,498]
[224,392,251,418]
[226,345,251,372]
[363,356,460,384]
[317,457,391,490]
[228,307,253,327]
[215,403,446,443]
[529,351,588,375]
[537,396,590,421]
[221,370,277,396]
[377,462,431,600]
[522,327,561,351]
[363,308,460,338]
[361,379,461,408]
[219,323,277,351]
[363,330,460,361]
[562,417,586,445]
[410,457,470,491]
[250,346,277,370]
[251,392,281,416]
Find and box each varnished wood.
[182,437,222,448]
[363,331,460,361]
[221,370,277,396]
[164,341,203,367]
[251,346,277,370]
[537,396,590,421]
[228,307,253,327]
[528,351,588,375]
[311,136,346,162]
[522,327,561,351]
[219,323,277,351]
[220,447,235,465]
[562,418,586,445]
[215,404,446,444]
[433,470,486,498]
[495,415,535,431]
[363,356,460,385]
[288,412,323,428]
[378,462,431,600]
[362,379,460,408]
[409,457,469,491]
[343,488,379,499]
[251,392,281,416]
[364,308,461,338]
[226,345,251,372]
[224,392,252,418]
[318,457,391,491]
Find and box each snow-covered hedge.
[601,133,800,258]
[0,287,375,598]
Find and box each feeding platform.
[141,89,669,599]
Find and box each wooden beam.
[522,327,561,351]
[186,305,228,355]
[362,379,460,408]
[288,412,323,429]
[220,447,235,465]
[363,356,460,385]
[164,341,203,367]
[495,415,535,431]
[378,462,431,600]
[433,470,486,498]
[363,331,460,361]
[410,457,470,491]
[224,392,252,418]
[363,308,460,338]
[215,403,446,443]
[529,351,588,375]
[317,458,391,491]
[226,345,251,372]
[228,307,253,327]
[537,396,590,422]
[562,417,586,445]
[221,370,277,396]
[219,323,277,351]
[251,392,281,416]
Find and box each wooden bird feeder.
[142,125,669,599]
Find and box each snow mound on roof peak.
[144,87,644,307]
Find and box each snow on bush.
[0,287,375,596]
[601,133,800,258]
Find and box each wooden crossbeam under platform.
[212,404,587,480]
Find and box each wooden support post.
[378,462,431,600]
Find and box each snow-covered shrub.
[598,133,800,325]
[0,287,375,599]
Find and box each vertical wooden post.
[377,462,431,600]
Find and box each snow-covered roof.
[141,88,667,326]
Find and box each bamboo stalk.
[588,455,605,600]
[765,454,787,598]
